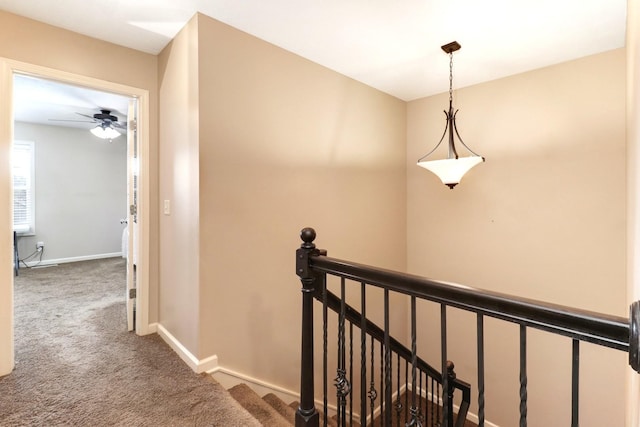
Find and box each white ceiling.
[1,0,627,127]
[13,74,130,131]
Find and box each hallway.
[0,258,257,426]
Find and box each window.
[13,141,35,235]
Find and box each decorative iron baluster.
[408,295,422,427]
[369,335,377,426]
[408,405,424,427]
[407,366,424,427]
[477,314,485,427]
[380,342,384,423]
[520,325,528,427]
[361,283,367,425]
[405,359,409,424]
[572,339,579,427]
[428,374,433,427]
[436,380,440,427]
[384,289,392,427]
[349,322,354,427]
[441,304,449,427]
[295,228,320,427]
[395,354,402,426]
[323,273,328,427]
[335,278,351,426]
[420,370,425,425]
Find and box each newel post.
[295,228,321,427]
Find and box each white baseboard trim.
[156,324,218,374]
[146,344,498,427]
[146,322,158,334]
[21,252,123,268]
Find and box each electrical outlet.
[36,241,44,251]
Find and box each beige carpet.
[0,258,260,427]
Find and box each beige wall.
[156,13,407,391]
[0,11,159,375]
[157,15,202,353]
[628,0,640,424]
[1,8,632,423]
[408,49,627,426]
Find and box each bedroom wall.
[13,122,126,263]
[407,49,626,427]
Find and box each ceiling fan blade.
[48,119,96,123]
[76,112,96,119]
[111,122,126,129]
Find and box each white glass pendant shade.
[90,125,121,140]
[417,156,484,189]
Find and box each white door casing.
[126,98,138,332]
[0,58,151,376]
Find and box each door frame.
[0,58,151,375]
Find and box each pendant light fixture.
[417,41,484,189]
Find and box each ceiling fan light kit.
[417,41,484,189]
[90,123,121,140]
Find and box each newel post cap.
[300,227,317,249]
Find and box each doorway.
[13,73,136,328]
[0,59,151,376]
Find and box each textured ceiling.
[1,0,627,128]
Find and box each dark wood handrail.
[309,255,630,352]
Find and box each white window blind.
[13,141,35,235]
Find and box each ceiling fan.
[49,109,126,139]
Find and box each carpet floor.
[0,258,260,427]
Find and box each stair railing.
[296,228,471,427]
[295,228,640,427]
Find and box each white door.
[126,98,138,332]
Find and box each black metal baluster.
[395,354,402,426]
[436,381,440,427]
[408,295,421,426]
[405,359,409,425]
[349,322,354,426]
[520,325,527,427]
[323,276,328,427]
[369,336,377,427]
[361,284,367,426]
[572,339,579,427]
[429,374,433,427]
[336,278,349,426]
[384,289,392,427]
[477,314,485,427]
[380,342,384,423]
[420,370,424,426]
[441,304,449,427]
